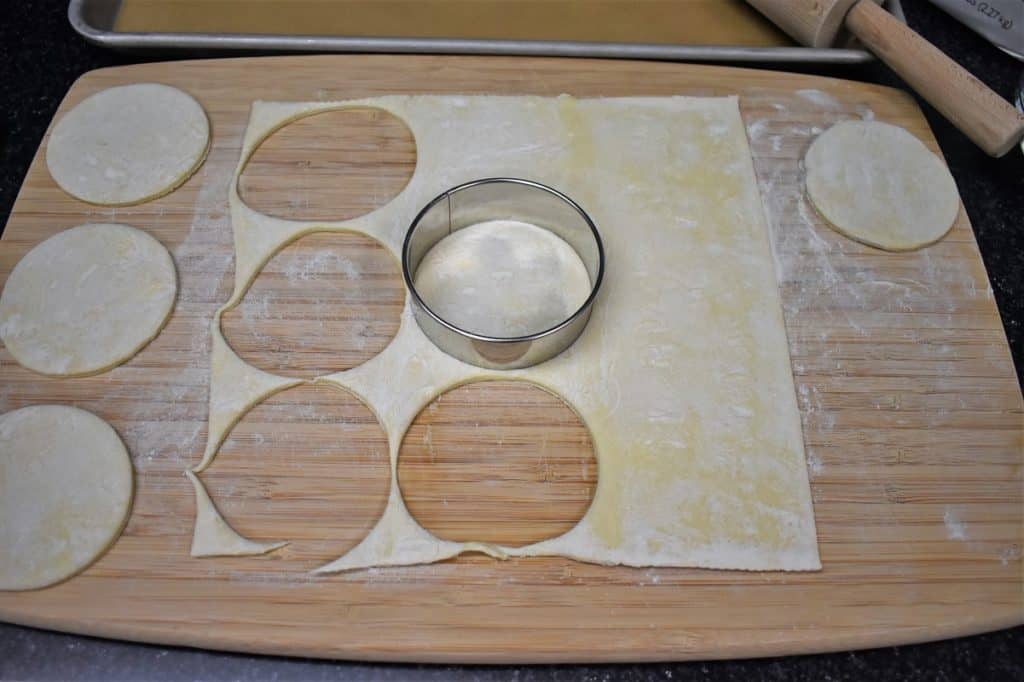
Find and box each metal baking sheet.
[69,0,905,64]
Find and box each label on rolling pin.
[928,0,1023,59]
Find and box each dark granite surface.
[1,0,1021,679]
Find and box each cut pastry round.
[0,405,134,591]
[46,83,210,205]
[0,223,177,376]
[804,120,960,251]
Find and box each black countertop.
[1,1,1021,679]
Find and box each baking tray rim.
[69,0,905,64]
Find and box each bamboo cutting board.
[0,55,1020,663]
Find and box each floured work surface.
[0,56,1020,662]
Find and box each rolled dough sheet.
[0,405,133,591]
[186,471,287,557]
[0,223,178,377]
[804,120,959,251]
[46,83,210,206]
[191,94,820,572]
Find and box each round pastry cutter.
[402,178,604,370]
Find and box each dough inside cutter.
[412,219,592,338]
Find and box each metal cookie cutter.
[402,178,605,370]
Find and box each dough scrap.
[46,83,210,206]
[413,219,592,337]
[0,223,177,377]
[0,405,133,590]
[804,120,959,251]
[186,471,287,557]
[192,324,302,473]
[193,95,820,572]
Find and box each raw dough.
[192,95,820,573]
[186,471,287,557]
[804,120,959,251]
[0,223,177,376]
[46,83,210,206]
[413,219,592,337]
[0,405,133,590]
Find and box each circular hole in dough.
[0,223,178,377]
[238,107,417,221]
[0,405,134,591]
[200,383,390,569]
[413,220,592,338]
[46,83,210,206]
[398,380,597,547]
[220,231,404,378]
[804,120,960,251]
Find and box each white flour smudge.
[796,89,841,110]
[805,452,825,478]
[638,569,662,586]
[176,148,236,302]
[943,506,968,541]
[280,249,358,285]
[746,118,770,141]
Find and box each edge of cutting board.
[6,603,1021,664]
[0,55,1021,663]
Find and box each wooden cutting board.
[0,55,1020,663]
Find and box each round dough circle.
[46,83,210,205]
[413,220,592,338]
[804,120,959,251]
[0,405,133,591]
[0,223,177,376]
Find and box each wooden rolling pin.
[747,0,1024,156]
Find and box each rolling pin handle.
[844,0,1024,157]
